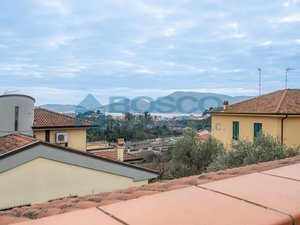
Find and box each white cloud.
[135,69,155,75]
[0,86,256,105]
[231,33,246,39]
[259,41,273,46]
[227,22,240,30]
[0,44,7,48]
[278,13,300,23]
[134,2,173,20]
[162,27,176,37]
[0,62,86,78]
[167,45,175,49]
[282,0,299,8]
[121,50,136,57]
[47,36,73,49]
[37,0,70,16]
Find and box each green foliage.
[78,112,180,142]
[170,132,299,178]
[207,133,300,172]
[170,131,224,178]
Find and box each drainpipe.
[281,115,288,145]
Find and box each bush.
[207,133,300,172]
[170,131,225,178]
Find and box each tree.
[170,131,224,178]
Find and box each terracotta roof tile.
[93,150,143,162]
[1,156,299,224]
[33,108,95,128]
[12,208,122,225]
[216,89,300,114]
[197,133,210,139]
[0,134,37,155]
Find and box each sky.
[0,0,300,105]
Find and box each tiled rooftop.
[1,156,300,225]
[0,134,37,156]
[216,89,300,114]
[33,108,95,128]
[93,150,143,162]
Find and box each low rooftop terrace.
[0,156,300,225]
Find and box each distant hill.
[40,92,252,114]
[103,91,252,113]
[38,104,81,113]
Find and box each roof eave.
[0,141,158,175]
[32,125,99,129]
[211,111,300,115]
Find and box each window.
[254,123,262,138]
[232,121,239,140]
[45,130,50,142]
[14,106,19,131]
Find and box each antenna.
[4,90,20,95]
[258,68,262,96]
[285,67,295,89]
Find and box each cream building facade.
[0,134,157,209]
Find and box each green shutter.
[254,123,262,138]
[233,121,239,140]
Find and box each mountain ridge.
[39,91,253,114]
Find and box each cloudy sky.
[0,0,299,105]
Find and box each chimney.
[116,138,125,162]
[223,101,229,110]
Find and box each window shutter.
[233,121,239,140]
[254,123,262,138]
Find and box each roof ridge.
[275,89,288,113]
[0,139,158,174]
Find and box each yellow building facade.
[33,108,96,151]
[211,89,300,148]
[212,114,300,147]
[34,128,87,151]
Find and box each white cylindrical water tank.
[0,94,35,137]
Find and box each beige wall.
[34,128,87,151]
[283,116,300,147]
[211,114,283,147]
[0,158,147,209]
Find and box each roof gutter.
[281,115,288,145]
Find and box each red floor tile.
[101,186,292,225]
[200,171,300,224]
[262,164,300,181]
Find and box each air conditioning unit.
[56,133,68,144]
